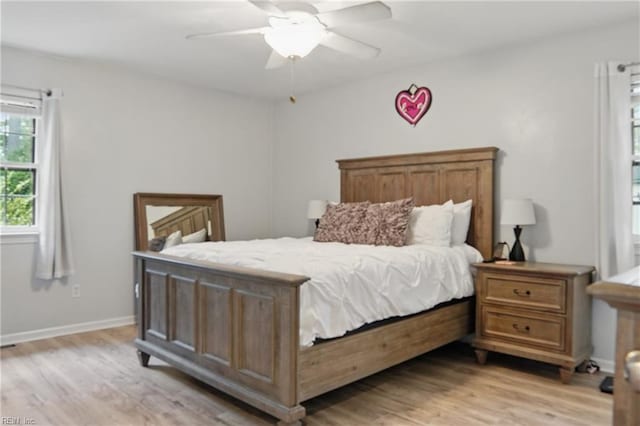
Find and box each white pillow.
[407,200,454,246]
[183,228,207,244]
[163,230,182,249]
[451,199,473,246]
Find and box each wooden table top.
[588,266,640,310]
[472,261,594,276]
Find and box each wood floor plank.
[0,326,611,425]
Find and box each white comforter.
[162,237,483,346]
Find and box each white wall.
[0,46,274,338]
[272,22,639,366]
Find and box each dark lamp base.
[509,225,526,261]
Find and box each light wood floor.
[1,326,612,425]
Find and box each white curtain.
[35,89,74,279]
[594,62,634,279]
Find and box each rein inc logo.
[1,417,35,425]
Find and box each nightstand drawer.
[481,307,565,352]
[482,273,566,313]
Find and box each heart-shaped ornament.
[395,85,432,126]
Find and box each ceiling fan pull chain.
[289,57,296,104]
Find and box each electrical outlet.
[71,284,80,298]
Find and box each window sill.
[0,230,39,245]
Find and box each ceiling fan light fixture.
[263,21,326,59]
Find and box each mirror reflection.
[134,193,225,251]
[146,205,213,239]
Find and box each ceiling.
[2,1,638,100]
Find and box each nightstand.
[472,261,594,384]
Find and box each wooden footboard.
[133,251,309,424]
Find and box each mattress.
[162,237,483,346]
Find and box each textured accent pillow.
[451,199,473,246]
[183,228,207,244]
[406,200,454,246]
[357,203,382,245]
[163,230,183,249]
[314,201,370,244]
[373,198,415,246]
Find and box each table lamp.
[501,198,536,261]
[307,200,328,229]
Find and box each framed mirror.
[133,193,225,251]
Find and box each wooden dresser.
[472,262,594,383]
[588,267,640,426]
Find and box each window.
[632,70,640,234]
[0,91,41,232]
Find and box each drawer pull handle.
[512,324,530,333]
[624,350,640,392]
[513,289,531,297]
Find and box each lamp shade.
[307,200,328,219]
[501,198,536,225]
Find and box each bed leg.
[276,421,301,426]
[137,350,150,367]
[474,349,488,365]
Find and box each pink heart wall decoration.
[395,85,432,126]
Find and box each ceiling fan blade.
[265,50,290,69]
[186,27,267,40]
[320,32,381,59]
[316,1,391,29]
[249,0,287,17]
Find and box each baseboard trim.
[591,357,615,374]
[0,315,135,346]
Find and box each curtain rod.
[618,61,640,72]
[1,83,52,97]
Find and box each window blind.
[0,88,42,116]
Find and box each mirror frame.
[133,193,225,251]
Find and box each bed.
[132,147,498,425]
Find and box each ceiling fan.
[186,1,392,69]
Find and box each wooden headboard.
[337,147,498,259]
